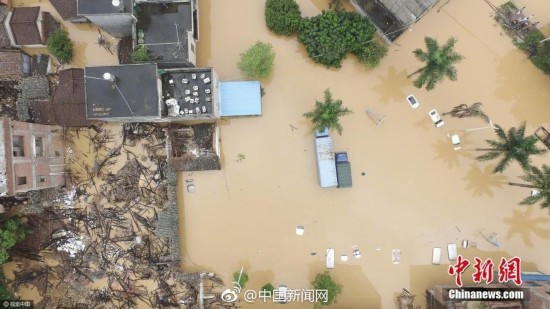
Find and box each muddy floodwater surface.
[180,0,550,308]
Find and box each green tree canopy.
[303,89,353,135]
[0,271,13,300]
[0,217,29,264]
[265,0,302,36]
[261,283,275,293]
[476,123,547,173]
[46,30,73,64]
[237,41,275,79]
[311,271,342,308]
[131,45,150,63]
[408,37,463,90]
[298,11,377,68]
[232,271,249,289]
[509,165,550,209]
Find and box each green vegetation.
[303,89,352,135]
[237,41,275,79]
[46,30,73,64]
[232,271,249,289]
[408,37,463,90]
[311,271,342,308]
[328,0,344,11]
[298,11,386,69]
[509,165,550,209]
[355,40,389,68]
[263,1,388,69]
[0,217,29,264]
[261,283,275,293]
[497,2,550,75]
[476,123,547,174]
[131,45,151,63]
[0,271,13,300]
[517,30,550,74]
[264,0,302,36]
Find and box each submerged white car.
[276,285,288,304]
[428,109,444,127]
[406,94,419,108]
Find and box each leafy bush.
[329,0,344,11]
[46,30,73,64]
[261,283,274,293]
[515,29,550,74]
[311,271,342,308]
[131,45,150,63]
[232,271,249,289]
[0,271,13,300]
[0,217,29,264]
[355,41,388,68]
[237,41,275,79]
[265,0,302,36]
[298,11,376,68]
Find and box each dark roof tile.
[9,7,42,45]
[0,50,27,81]
[50,0,77,20]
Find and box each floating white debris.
[295,226,304,236]
[340,255,348,262]
[392,249,401,264]
[57,236,85,258]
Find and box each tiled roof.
[50,0,77,20]
[0,50,25,81]
[41,12,60,42]
[29,99,56,125]
[31,69,90,127]
[9,7,42,45]
[0,6,11,48]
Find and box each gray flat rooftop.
[85,64,160,119]
[78,0,133,15]
[136,2,192,65]
[161,68,213,117]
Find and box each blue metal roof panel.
[219,81,262,116]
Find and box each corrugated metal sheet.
[219,81,262,116]
[315,136,337,188]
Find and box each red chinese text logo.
[448,256,522,286]
[448,255,470,287]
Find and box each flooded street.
[181,0,550,308]
[13,0,119,68]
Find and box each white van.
[326,248,335,269]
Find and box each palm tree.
[509,165,550,209]
[442,102,490,123]
[303,89,352,135]
[476,123,547,173]
[408,37,464,90]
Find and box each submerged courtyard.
[179,0,550,308]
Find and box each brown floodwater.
[4,0,550,307]
[14,0,120,69]
[180,0,550,308]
